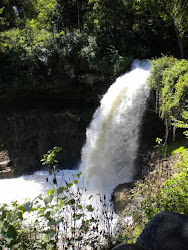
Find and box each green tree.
[35,0,56,31]
[55,0,89,33]
[141,0,188,58]
[87,0,133,32]
[56,0,77,33]
[0,0,37,29]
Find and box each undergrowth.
[118,142,188,244]
[116,57,188,244]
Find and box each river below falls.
[0,168,119,208]
[0,169,81,204]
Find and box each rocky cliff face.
[0,74,163,178]
[0,86,103,177]
[0,55,118,177]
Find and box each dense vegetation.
[118,57,188,244]
[118,143,188,244]
[148,56,188,142]
[0,0,188,89]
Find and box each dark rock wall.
[134,89,165,179]
[0,62,113,177]
[0,94,97,176]
[0,78,164,178]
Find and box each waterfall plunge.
[0,60,150,205]
[81,60,150,188]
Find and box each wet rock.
[111,182,134,214]
[0,150,13,178]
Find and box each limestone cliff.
[0,83,104,177]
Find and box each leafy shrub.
[55,32,88,58]
[120,145,188,244]
[160,150,188,213]
[147,56,177,91]
[147,57,188,140]
[160,60,188,119]
[0,147,114,249]
[0,29,133,90]
[81,31,133,75]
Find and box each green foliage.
[41,146,62,170]
[161,60,188,119]
[0,148,114,249]
[0,34,81,89]
[82,33,132,74]
[173,111,188,139]
[1,0,184,89]
[148,56,188,140]
[160,150,188,213]
[55,31,88,58]
[160,168,188,213]
[120,146,188,244]
[140,0,188,57]
[0,28,136,89]
[147,56,177,91]
[165,142,187,156]
[0,7,5,30]
[145,0,188,37]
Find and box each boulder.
[111,182,134,214]
[136,211,188,250]
[0,150,13,178]
[112,211,188,250]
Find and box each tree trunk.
[77,0,81,32]
[175,26,184,59]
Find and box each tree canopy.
[0,0,187,89]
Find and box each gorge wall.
[0,92,100,176]
[0,71,164,178]
[0,57,117,177]
[0,73,106,177]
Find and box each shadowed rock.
[0,150,13,178]
[136,211,188,250]
[112,211,188,250]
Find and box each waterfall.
[0,59,150,205]
[81,60,150,188]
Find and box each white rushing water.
[81,59,150,189]
[0,169,79,204]
[0,59,150,205]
